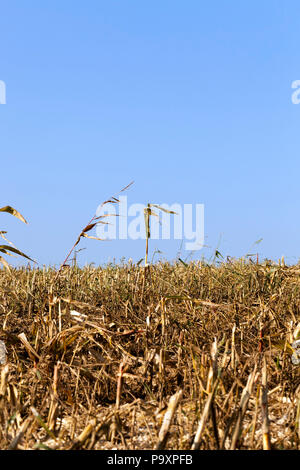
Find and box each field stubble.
[0,259,300,450]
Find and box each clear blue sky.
[1,1,299,267]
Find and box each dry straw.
[1,197,300,449]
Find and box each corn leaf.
[178,258,188,267]
[0,256,10,270]
[120,181,134,193]
[0,245,35,262]
[0,206,28,224]
[0,248,14,256]
[150,204,178,215]
[82,223,97,233]
[82,234,108,241]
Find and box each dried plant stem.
[0,364,9,397]
[192,339,222,450]
[159,348,165,407]
[30,406,57,441]
[250,384,260,448]
[231,324,236,372]
[191,378,219,450]
[116,360,126,411]
[18,333,40,361]
[206,338,218,393]
[210,401,220,449]
[177,331,184,368]
[55,181,133,280]
[155,389,183,450]
[296,398,300,443]
[70,418,97,449]
[7,417,32,450]
[230,366,257,449]
[47,362,60,432]
[110,360,127,443]
[261,356,271,450]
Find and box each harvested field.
[0,260,300,450]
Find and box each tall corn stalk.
[143,204,177,267]
[55,182,133,279]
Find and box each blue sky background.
[1,1,299,267]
